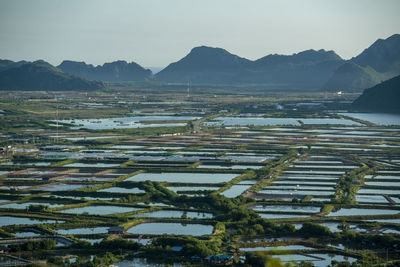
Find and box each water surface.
[127,223,213,236]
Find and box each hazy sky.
[0,0,399,68]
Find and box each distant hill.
[0,59,27,72]
[0,60,104,91]
[58,60,153,82]
[155,46,251,84]
[323,62,388,92]
[156,46,344,89]
[246,49,344,88]
[1,33,399,91]
[352,74,400,113]
[324,34,400,91]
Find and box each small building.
[108,226,124,235]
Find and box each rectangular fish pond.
[97,187,146,194]
[59,205,142,215]
[205,117,361,126]
[60,116,200,130]
[327,208,400,217]
[126,222,213,236]
[0,202,64,209]
[132,210,213,219]
[126,172,238,183]
[0,216,62,227]
[56,227,109,235]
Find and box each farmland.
[0,88,399,266]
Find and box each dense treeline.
[8,239,56,252]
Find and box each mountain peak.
[189,46,230,54]
[182,46,250,66]
[351,33,400,72]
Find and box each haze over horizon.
[0,0,399,68]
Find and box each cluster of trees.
[94,239,140,251]
[235,217,296,236]
[334,164,373,204]
[149,236,219,257]
[27,204,47,212]
[9,239,56,252]
[297,222,333,237]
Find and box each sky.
[0,0,399,68]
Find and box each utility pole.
[56,100,59,144]
[187,81,190,98]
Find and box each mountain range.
[0,34,399,91]
[57,60,153,82]
[156,47,345,89]
[156,34,400,91]
[0,60,104,91]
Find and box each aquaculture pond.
[126,172,238,183]
[327,208,400,217]
[366,219,400,224]
[58,177,115,182]
[0,202,64,209]
[13,231,41,238]
[60,116,200,130]
[278,174,340,180]
[166,186,220,192]
[56,227,109,235]
[358,188,400,195]
[284,170,345,175]
[274,254,357,267]
[127,223,213,236]
[132,210,213,219]
[339,112,400,126]
[0,256,29,266]
[0,216,60,227]
[64,163,120,168]
[274,180,336,185]
[364,181,400,186]
[98,187,146,194]
[240,245,314,251]
[205,117,360,126]
[63,135,125,141]
[31,183,95,191]
[111,145,145,149]
[259,213,310,219]
[223,155,271,163]
[264,185,335,190]
[356,195,389,203]
[259,189,334,196]
[59,205,141,215]
[251,205,321,213]
[221,185,252,198]
[197,164,262,169]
